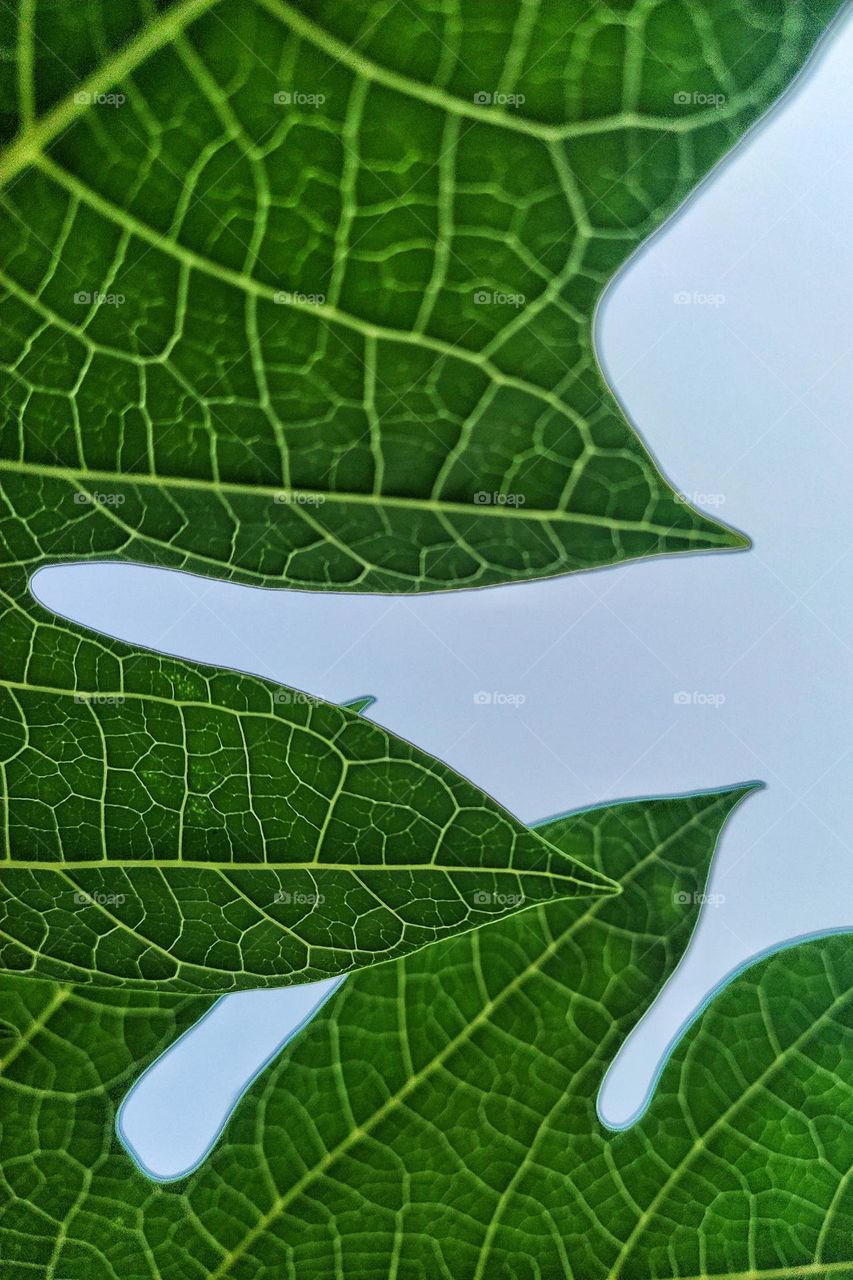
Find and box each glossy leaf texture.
[0,664,615,990]
[3,0,847,593]
[6,786,849,1279]
[0,0,845,984]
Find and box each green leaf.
[0,672,616,990]
[340,695,376,715]
[0,0,843,985]
[2,786,850,1279]
[1,0,844,594]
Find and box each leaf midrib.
[608,977,851,1276]
[0,986,70,1073]
[208,944,849,1280]
[0,458,736,540]
[650,1266,852,1280]
[1,859,598,883]
[199,798,740,1277]
[0,0,793,200]
[1,679,617,894]
[0,0,221,189]
[6,796,845,1280]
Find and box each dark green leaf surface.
[6,786,850,1279]
[0,0,845,985]
[0,6,850,1273]
[1,0,844,593]
[0,665,615,990]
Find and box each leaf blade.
[2,787,849,1278]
